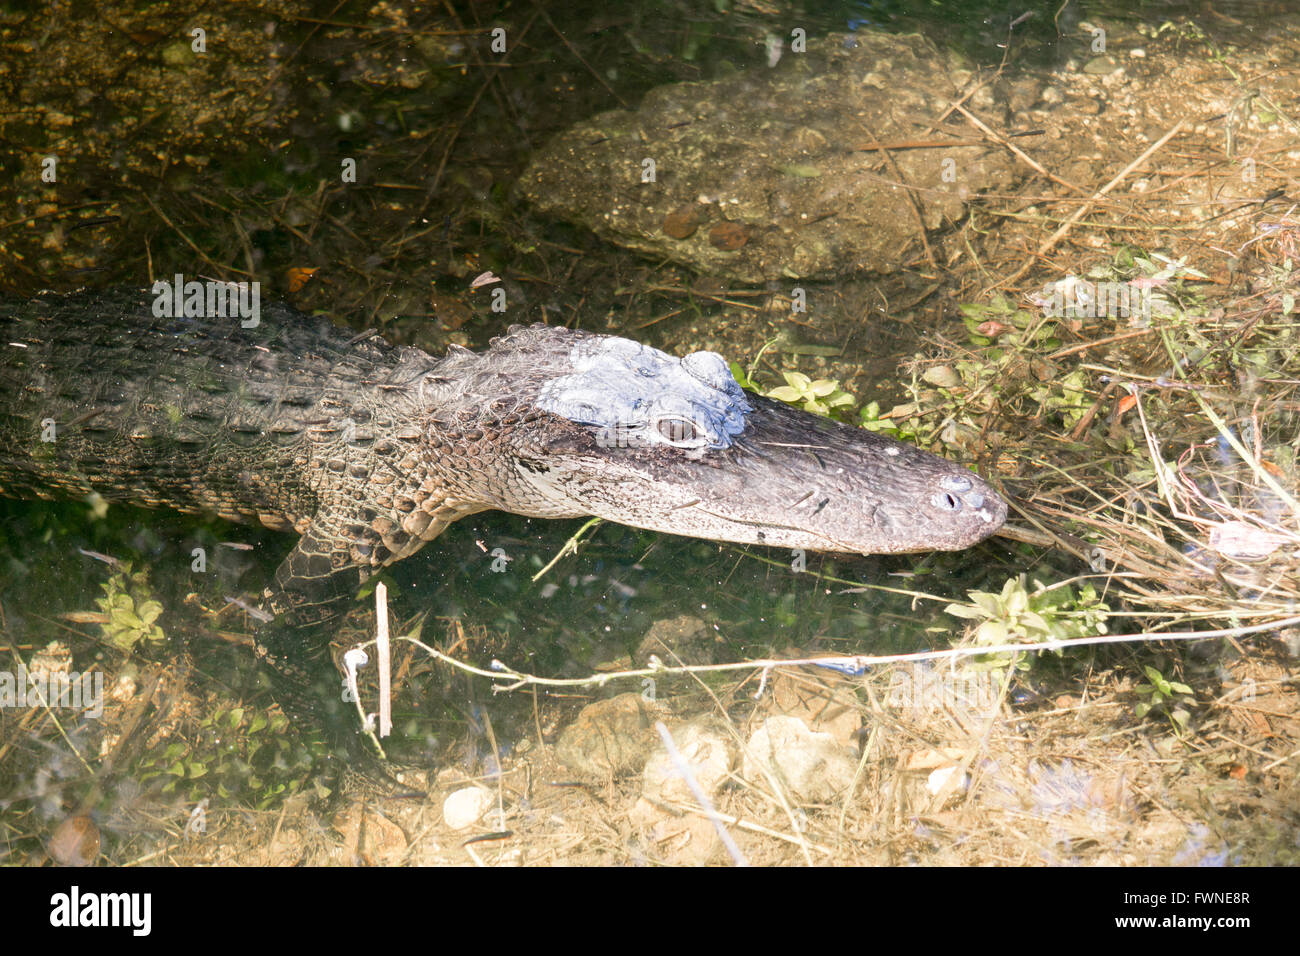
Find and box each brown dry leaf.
[332,804,408,865]
[285,266,319,292]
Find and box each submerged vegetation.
[0,0,1297,866]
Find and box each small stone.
[742,715,857,802]
[30,641,72,681]
[1082,55,1121,75]
[443,786,494,830]
[332,805,408,864]
[643,719,735,804]
[636,614,715,666]
[661,204,705,239]
[768,671,861,747]
[708,222,750,251]
[629,797,724,865]
[926,765,969,797]
[48,814,100,866]
[555,693,660,778]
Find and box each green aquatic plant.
[96,562,166,652]
[857,399,901,437]
[137,704,324,809]
[1134,665,1195,731]
[765,370,856,417]
[946,574,1110,671]
[727,359,760,393]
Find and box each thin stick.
[654,722,749,867]
[376,582,391,739]
[950,102,1087,196]
[382,612,1300,693]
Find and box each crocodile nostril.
[931,492,962,512]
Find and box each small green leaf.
[975,620,1009,645]
[767,386,802,403]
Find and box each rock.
[442,785,495,831]
[555,692,662,778]
[331,805,408,864]
[29,641,72,681]
[643,718,735,804]
[519,31,1015,282]
[629,797,725,866]
[47,814,100,866]
[636,614,716,666]
[767,670,862,748]
[742,715,858,802]
[926,765,969,797]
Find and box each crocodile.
[0,287,1006,629]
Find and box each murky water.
[1,0,1294,860]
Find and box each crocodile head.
[438,326,1006,555]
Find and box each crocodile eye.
[655,416,702,447]
[931,492,962,512]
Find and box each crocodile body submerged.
[0,288,1006,625]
